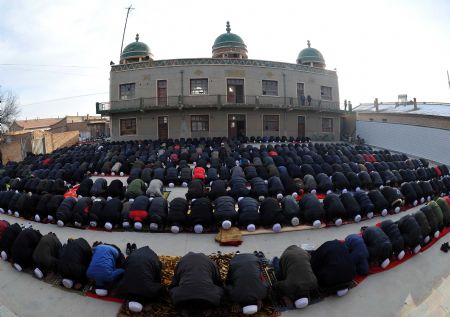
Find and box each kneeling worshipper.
[11,227,43,272]
[362,226,393,268]
[32,232,62,279]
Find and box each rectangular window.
[190,78,208,95]
[191,115,209,132]
[263,115,279,132]
[120,118,137,135]
[322,117,333,133]
[119,83,135,100]
[321,86,332,100]
[262,80,278,96]
[297,83,305,105]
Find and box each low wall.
[356,120,450,165]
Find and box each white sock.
[335,218,343,226]
[222,220,232,230]
[294,297,309,309]
[128,301,143,313]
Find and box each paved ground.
[0,197,449,317]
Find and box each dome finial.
[226,21,231,33]
[307,40,311,48]
[135,33,139,42]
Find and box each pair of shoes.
[440,242,450,253]
[131,243,137,253]
[93,241,102,248]
[126,243,132,256]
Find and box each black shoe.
[131,243,137,253]
[440,242,450,253]
[126,243,132,256]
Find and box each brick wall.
[0,142,23,164]
[44,131,79,153]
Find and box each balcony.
[96,95,341,115]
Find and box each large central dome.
[120,34,153,64]
[297,40,325,68]
[212,22,248,59]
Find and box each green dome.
[297,41,325,65]
[212,22,247,50]
[121,34,151,59]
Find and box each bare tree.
[0,90,20,133]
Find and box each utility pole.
[120,5,135,58]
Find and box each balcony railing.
[96,95,340,114]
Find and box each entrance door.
[157,80,167,106]
[298,116,306,138]
[227,79,244,103]
[158,116,168,140]
[228,114,246,139]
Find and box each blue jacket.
[87,244,124,287]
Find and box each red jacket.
[192,167,206,180]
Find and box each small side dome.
[297,40,325,68]
[120,34,153,64]
[212,22,248,59]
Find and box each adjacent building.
[97,22,344,141]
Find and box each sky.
[0,0,449,120]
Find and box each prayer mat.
[215,227,243,246]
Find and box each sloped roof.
[354,102,450,118]
[14,118,61,130]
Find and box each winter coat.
[21,194,40,219]
[87,244,125,288]
[56,197,78,225]
[89,198,106,227]
[129,196,150,224]
[180,167,192,183]
[250,177,268,198]
[331,172,350,191]
[168,198,189,228]
[323,193,346,222]
[420,205,440,236]
[345,234,369,276]
[316,173,333,194]
[186,179,206,201]
[47,195,65,220]
[7,192,21,214]
[303,174,317,192]
[116,246,163,301]
[208,180,228,201]
[381,186,404,209]
[259,197,284,227]
[126,179,147,199]
[419,181,434,199]
[362,227,392,264]
[401,182,418,205]
[280,174,300,195]
[0,223,22,258]
[166,167,179,184]
[380,220,405,255]
[0,220,9,241]
[281,195,301,225]
[148,197,168,230]
[274,245,318,300]
[214,196,237,225]
[35,193,53,220]
[107,179,125,199]
[72,197,92,227]
[368,190,389,214]
[32,233,62,274]
[237,197,260,228]
[146,179,163,198]
[170,252,224,309]
[226,254,268,307]
[244,166,258,180]
[427,201,444,230]
[414,210,431,244]
[57,238,92,282]
[228,176,249,199]
[370,171,383,188]
[299,193,325,224]
[153,167,165,182]
[90,178,108,197]
[11,228,42,268]
[53,179,67,195]
[436,198,450,226]
[346,172,361,190]
[358,171,373,190]
[268,176,285,197]
[189,197,214,228]
[311,240,356,289]
[99,198,123,228]
[340,193,362,221]
[353,191,375,217]
[397,215,423,250]
[111,162,122,174]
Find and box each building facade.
[97,23,344,141]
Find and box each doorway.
[298,116,306,138]
[227,79,244,103]
[158,116,168,140]
[228,114,246,139]
[157,80,167,106]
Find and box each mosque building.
[96,22,343,141]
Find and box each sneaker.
[131,243,137,253]
[126,243,132,256]
[440,242,450,253]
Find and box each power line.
[21,92,108,106]
[0,63,101,69]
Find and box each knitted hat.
[354,215,362,222]
[313,220,321,228]
[134,222,143,231]
[381,209,388,217]
[335,218,343,226]
[247,224,256,232]
[62,279,74,289]
[47,215,54,221]
[194,224,204,234]
[272,223,282,233]
[242,305,258,315]
[294,297,309,309]
[182,182,188,187]
[128,301,143,313]
[149,223,159,231]
[291,217,300,226]
[222,220,232,230]
[104,222,113,230]
[57,220,64,227]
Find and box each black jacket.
[311,240,356,289]
[148,197,168,229]
[77,178,93,197]
[226,254,268,306]
[298,193,325,224]
[362,227,392,263]
[368,190,389,214]
[0,223,22,258]
[397,215,423,250]
[229,176,250,199]
[213,196,237,224]
[268,176,285,197]
[186,179,206,201]
[189,197,214,227]
[380,220,405,254]
[107,179,125,199]
[259,197,284,227]
[250,177,268,198]
[316,173,333,193]
[401,182,418,205]
[331,172,350,190]
[237,197,260,227]
[208,180,228,201]
[168,197,189,227]
[56,197,78,225]
[170,252,224,309]
[116,246,163,302]
[72,197,93,227]
[90,178,108,197]
[57,238,92,282]
[11,228,43,268]
[340,193,362,220]
[323,193,346,222]
[32,233,62,274]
